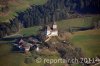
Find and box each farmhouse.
[13,37,40,53]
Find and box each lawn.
[71,29,100,58]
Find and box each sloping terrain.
[71,29,100,58]
[0,44,64,66]
[0,0,47,22]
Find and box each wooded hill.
[0,0,100,38]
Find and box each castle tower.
[51,21,58,36]
[53,21,57,30]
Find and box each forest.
[0,0,100,38]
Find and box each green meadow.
[57,17,92,30]
[71,29,100,58]
[19,26,41,36]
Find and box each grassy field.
[0,44,64,66]
[19,26,41,36]
[57,17,94,30]
[71,29,100,58]
[0,0,47,22]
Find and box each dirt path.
[45,36,52,42]
[4,34,23,38]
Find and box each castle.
[45,21,58,37]
[44,22,58,42]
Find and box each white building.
[45,22,58,37]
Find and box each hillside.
[0,0,100,22]
[0,0,47,22]
[57,17,94,31]
[0,17,100,66]
[0,28,100,66]
[71,29,100,58]
[0,0,100,66]
[12,18,100,58]
[0,0,100,38]
[0,44,63,66]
